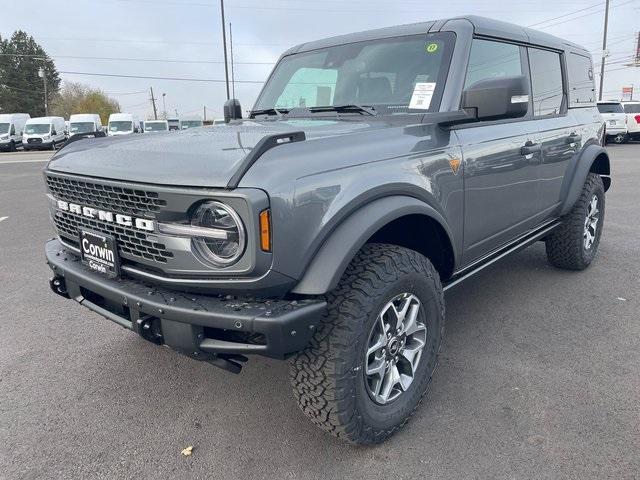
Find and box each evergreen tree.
[0,31,60,116]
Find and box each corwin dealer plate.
[79,229,120,278]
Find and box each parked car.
[107,113,140,136]
[23,116,66,150]
[69,113,103,137]
[0,113,30,151]
[597,101,627,144]
[180,116,204,129]
[143,120,169,133]
[44,16,609,444]
[621,101,640,140]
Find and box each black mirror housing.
[462,75,529,122]
[224,99,242,123]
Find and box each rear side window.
[567,53,595,107]
[464,39,522,89]
[623,103,640,113]
[597,103,623,113]
[528,48,564,116]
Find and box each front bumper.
[605,126,627,135]
[46,239,326,365]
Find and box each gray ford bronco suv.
[45,16,610,444]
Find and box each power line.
[527,1,604,27]
[533,0,634,30]
[58,70,266,83]
[0,53,275,65]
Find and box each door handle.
[521,143,541,156]
[566,133,582,145]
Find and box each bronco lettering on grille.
[56,200,155,232]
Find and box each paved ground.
[0,146,638,480]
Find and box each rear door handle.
[521,143,541,157]
[566,133,582,145]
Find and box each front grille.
[46,175,167,217]
[28,138,42,144]
[53,210,174,264]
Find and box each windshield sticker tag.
[409,82,436,110]
[426,43,439,53]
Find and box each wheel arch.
[559,145,611,216]
[291,196,456,295]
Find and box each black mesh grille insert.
[46,174,167,217]
[53,210,174,264]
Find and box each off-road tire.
[545,173,605,270]
[289,243,445,444]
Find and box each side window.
[567,53,595,106]
[528,48,564,116]
[464,39,523,89]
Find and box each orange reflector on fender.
[259,209,271,252]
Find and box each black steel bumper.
[45,239,326,368]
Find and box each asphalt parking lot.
[0,146,638,480]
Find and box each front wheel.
[289,244,445,444]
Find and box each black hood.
[47,118,387,187]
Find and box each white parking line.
[0,217,8,223]
[0,159,50,165]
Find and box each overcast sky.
[1,0,638,119]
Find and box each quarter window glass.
[567,53,595,106]
[464,40,522,89]
[528,48,564,116]
[623,103,640,113]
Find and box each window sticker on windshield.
[409,82,436,110]
[425,43,439,53]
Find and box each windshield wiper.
[309,104,377,116]
[250,107,289,118]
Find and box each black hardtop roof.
[285,15,589,56]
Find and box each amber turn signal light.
[259,209,271,252]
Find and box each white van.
[23,116,67,150]
[180,116,203,130]
[69,113,103,137]
[0,113,30,151]
[107,113,140,136]
[143,119,169,133]
[597,101,628,144]
[621,101,640,140]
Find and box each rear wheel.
[289,244,445,444]
[545,173,605,270]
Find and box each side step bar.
[443,220,562,292]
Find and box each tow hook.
[208,354,248,374]
[49,276,69,298]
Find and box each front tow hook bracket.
[49,276,69,298]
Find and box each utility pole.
[38,68,48,116]
[598,0,610,101]
[230,22,236,99]
[203,105,207,122]
[150,87,158,120]
[162,93,167,119]
[220,0,230,100]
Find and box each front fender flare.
[559,144,610,216]
[291,195,455,295]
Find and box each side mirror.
[224,99,242,123]
[52,130,57,136]
[462,75,529,121]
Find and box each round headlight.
[191,201,245,267]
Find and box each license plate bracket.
[79,229,120,278]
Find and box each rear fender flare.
[291,195,455,295]
[559,144,610,216]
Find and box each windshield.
[597,103,623,114]
[109,121,133,132]
[253,32,454,115]
[181,121,203,129]
[623,103,640,113]
[145,122,168,131]
[70,122,95,134]
[0,123,9,134]
[25,123,51,134]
